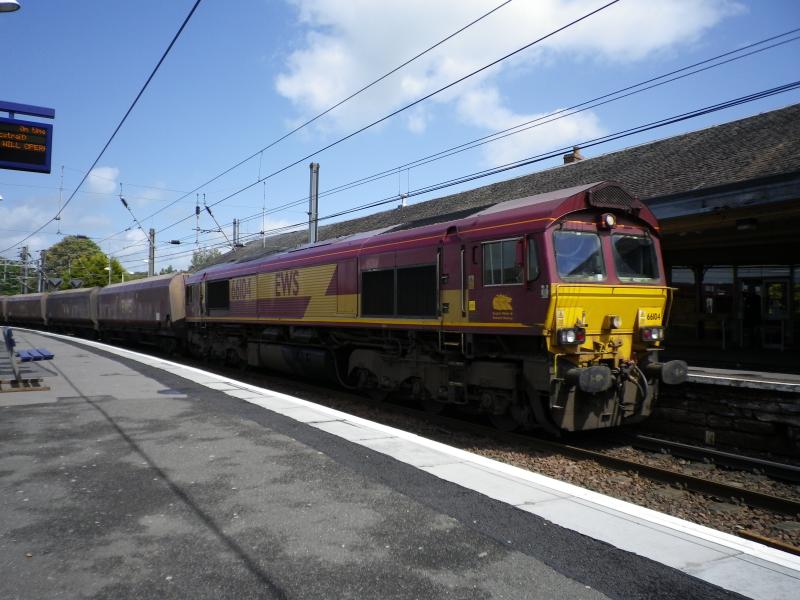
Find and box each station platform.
[687,365,800,393]
[1,330,798,599]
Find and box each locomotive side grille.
[588,186,638,212]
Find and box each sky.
[1,0,799,274]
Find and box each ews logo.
[275,270,300,296]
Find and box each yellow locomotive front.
[538,208,686,431]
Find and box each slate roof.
[209,103,800,268]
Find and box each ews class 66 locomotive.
[184,181,687,432]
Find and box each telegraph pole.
[148,228,155,277]
[38,249,46,292]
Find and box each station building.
[229,103,800,357]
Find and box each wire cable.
[152,0,622,236]
[120,0,517,234]
[113,80,800,266]
[95,25,800,252]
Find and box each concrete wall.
[644,384,800,457]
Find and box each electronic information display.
[0,116,53,174]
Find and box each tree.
[44,236,124,289]
[159,265,176,275]
[189,248,222,271]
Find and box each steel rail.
[737,530,800,557]
[619,434,800,484]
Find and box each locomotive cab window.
[553,231,605,281]
[612,234,659,281]
[483,239,523,286]
[206,280,230,310]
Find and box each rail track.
[617,433,800,484]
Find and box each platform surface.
[1,330,798,599]
[687,365,800,393]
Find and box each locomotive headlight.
[599,213,616,229]
[640,327,664,342]
[608,314,622,329]
[557,327,586,346]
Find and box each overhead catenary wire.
[128,75,800,267]
[0,0,204,257]
[117,0,517,236]
[147,26,800,241]
[113,80,800,267]
[108,26,800,260]
[113,0,621,243]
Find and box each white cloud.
[405,106,430,134]
[0,203,58,263]
[456,87,604,166]
[87,166,120,195]
[276,0,743,142]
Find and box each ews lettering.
[275,270,300,296]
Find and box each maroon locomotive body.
[186,182,685,431]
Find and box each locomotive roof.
[190,182,655,283]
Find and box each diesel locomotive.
[1,181,686,432]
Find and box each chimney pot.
[563,146,584,164]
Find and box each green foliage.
[44,236,124,289]
[159,265,176,274]
[189,248,223,271]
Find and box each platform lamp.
[0,1,21,12]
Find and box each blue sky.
[1,0,799,272]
